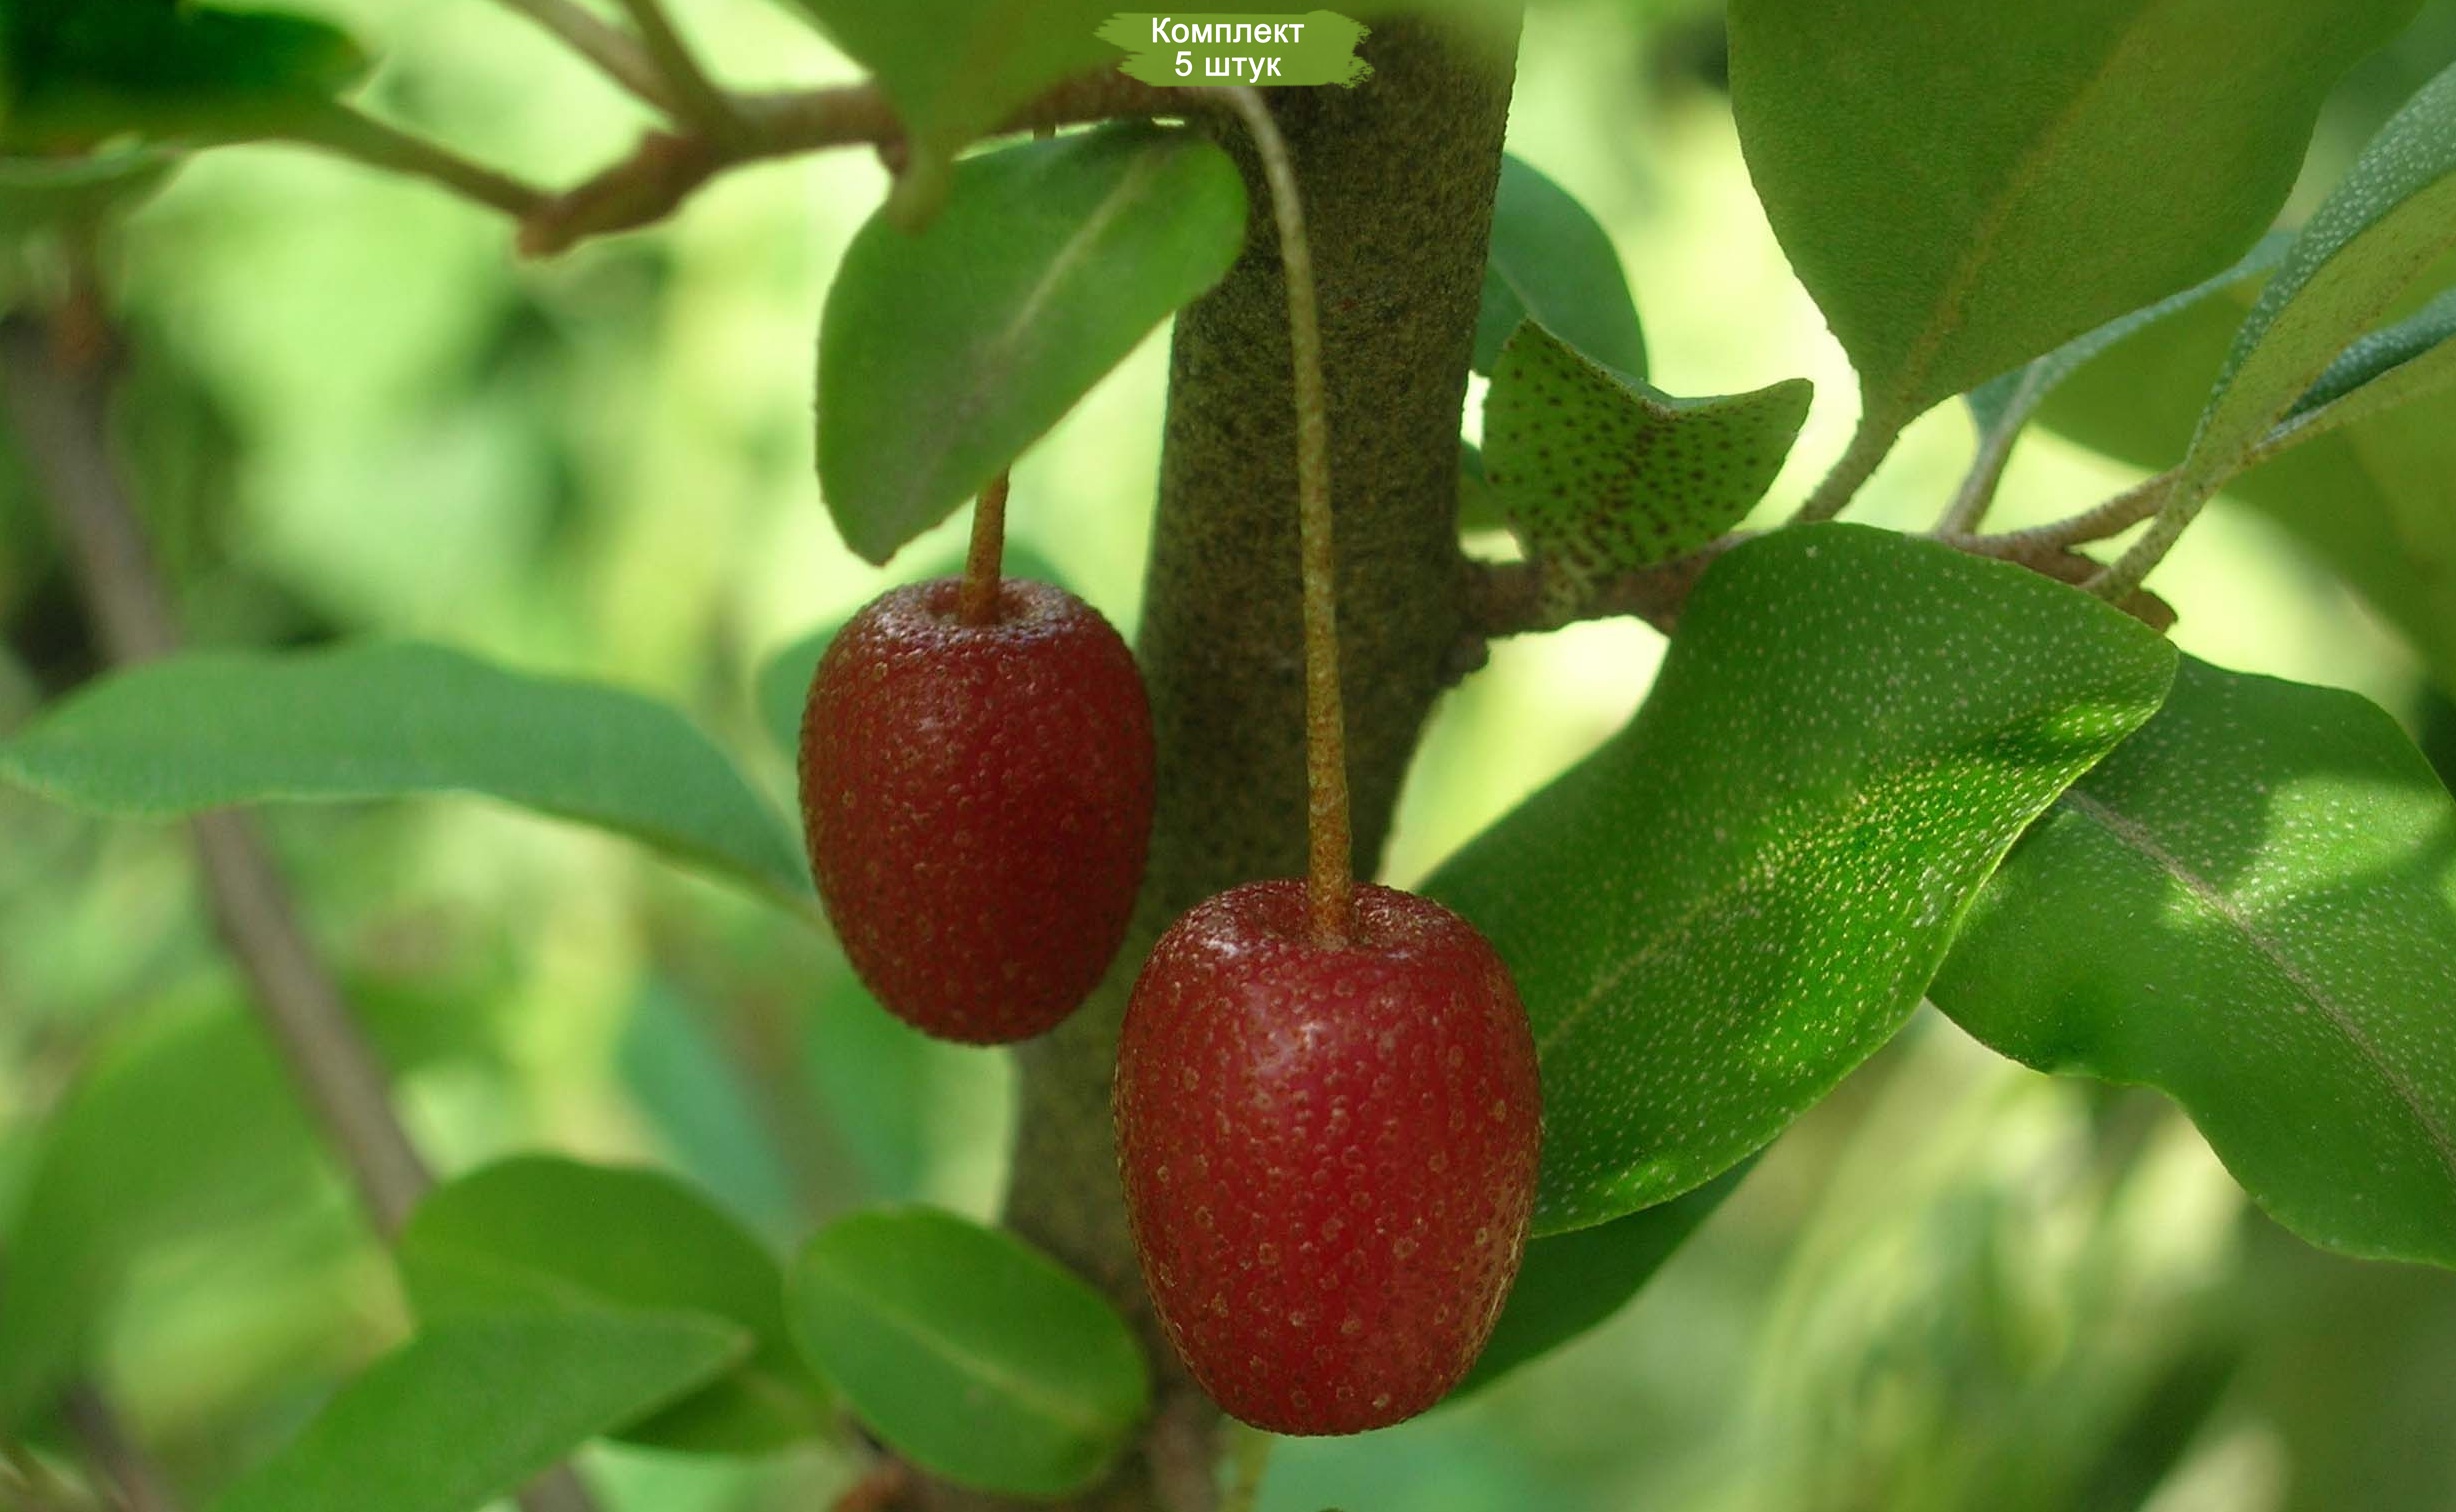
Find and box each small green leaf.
[789,1207,1148,1497]
[2183,61,2456,495]
[0,642,811,904]
[1964,234,2290,453]
[817,123,1244,564]
[1728,0,2416,432]
[783,0,1116,219]
[1481,322,1809,622]
[1453,1158,1753,1397]
[1456,438,1507,534]
[1933,658,2456,1267]
[0,992,486,1430]
[210,1311,747,1512]
[1475,155,1647,378]
[1426,525,2176,1233]
[1,1,367,149]
[2271,286,2456,446]
[396,1156,828,1454]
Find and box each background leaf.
[816,124,1245,564]
[396,1156,828,1454]
[1932,658,2456,1267]
[2183,60,2456,493]
[1453,1159,1755,1397]
[209,1311,746,1512]
[0,642,811,903]
[0,991,486,1430]
[1,1,367,149]
[1427,525,2176,1233]
[1728,0,2417,429]
[1475,154,1648,378]
[789,1207,1147,1497]
[0,147,178,243]
[1482,322,1807,619]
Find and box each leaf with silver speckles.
[1481,322,1809,623]
[1933,657,2456,1268]
[1427,525,2176,1234]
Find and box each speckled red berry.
[799,576,1154,1044]
[1114,880,1542,1435]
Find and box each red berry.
[1114,880,1542,1435]
[800,576,1154,1044]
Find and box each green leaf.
[1453,1158,1753,1397]
[1964,234,2290,452]
[2271,286,2456,445]
[783,0,1116,219]
[1474,155,1647,378]
[0,642,812,904]
[210,1311,746,1512]
[0,147,177,241]
[0,992,485,1430]
[1727,0,2416,430]
[754,542,1071,758]
[1482,323,1808,620]
[789,1207,1147,1497]
[1,1,367,150]
[2182,61,2456,495]
[396,1156,828,1454]
[1425,525,2176,1233]
[1932,658,2456,1268]
[817,123,1244,564]
[1457,438,1507,534]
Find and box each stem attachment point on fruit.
[958,471,1011,627]
[1217,85,1353,947]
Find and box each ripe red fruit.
[799,576,1154,1044]
[1115,880,1542,1435]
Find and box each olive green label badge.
[1096,12,1372,88]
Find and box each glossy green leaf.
[1728,0,2415,429]
[789,1207,1147,1497]
[1,1,366,149]
[0,642,812,903]
[0,992,485,1430]
[1426,526,2176,1233]
[1965,234,2290,451]
[1933,658,2456,1267]
[396,1156,827,1454]
[2184,60,2456,494]
[1474,155,1647,378]
[1454,1158,1754,1397]
[210,1311,746,1512]
[817,123,1244,564]
[754,543,1070,758]
[1482,322,1808,622]
[783,0,1115,219]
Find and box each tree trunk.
[921,17,1521,1509]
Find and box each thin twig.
[1217,86,1351,946]
[1938,368,2050,536]
[0,310,605,1512]
[282,103,549,219]
[1790,411,1900,524]
[491,0,676,113]
[60,1385,184,1512]
[1947,467,2178,558]
[958,473,1011,626]
[611,0,752,148]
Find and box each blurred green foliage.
[3,2,2455,1510]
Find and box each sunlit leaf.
[1427,526,2176,1232]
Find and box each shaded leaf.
[210,1311,746,1512]
[1454,1158,1754,1396]
[789,1207,1147,1497]
[1474,155,1647,378]
[1729,0,2415,430]
[817,123,1244,564]
[0,642,812,903]
[0,147,177,241]
[1426,525,2176,1232]
[1,1,366,149]
[1481,322,1808,622]
[1933,658,2456,1267]
[397,1156,828,1454]
[2274,286,2456,445]
[1457,437,1507,534]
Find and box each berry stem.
[1218,85,1352,947]
[957,471,1011,626]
